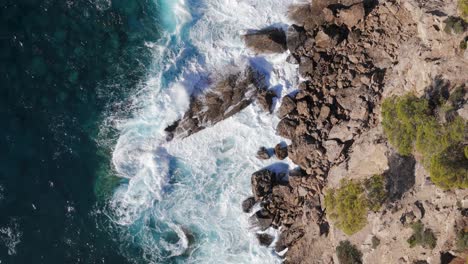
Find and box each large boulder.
[242,197,256,213]
[165,67,267,139]
[278,95,297,118]
[243,28,287,54]
[251,169,277,201]
[276,118,298,139]
[275,143,289,160]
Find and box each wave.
[105,0,301,262]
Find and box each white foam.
[107,0,300,262]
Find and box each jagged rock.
[287,25,307,53]
[242,197,256,213]
[323,140,343,162]
[328,122,354,141]
[251,169,277,201]
[278,95,297,118]
[286,54,300,64]
[274,144,288,160]
[277,118,298,139]
[337,3,365,28]
[256,233,274,247]
[314,30,334,50]
[166,67,267,139]
[275,226,305,252]
[257,89,276,113]
[249,209,274,231]
[256,147,271,160]
[243,28,287,54]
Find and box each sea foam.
[108,0,301,262]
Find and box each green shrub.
[325,180,368,235]
[444,16,467,34]
[325,176,387,235]
[465,145,468,159]
[336,240,363,264]
[430,144,468,189]
[364,175,387,212]
[407,221,437,249]
[460,0,468,20]
[457,229,468,251]
[382,93,467,189]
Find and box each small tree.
[336,240,363,264]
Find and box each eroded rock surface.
[165,67,267,139]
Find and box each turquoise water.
[1,0,297,263]
[0,0,161,262]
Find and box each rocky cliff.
[167,0,468,263]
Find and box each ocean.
[0,0,299,263]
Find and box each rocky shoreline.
[166,0,468,263]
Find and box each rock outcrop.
[243,0,468,263]
[165,67,267,139]
[243,28,287,54]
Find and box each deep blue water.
[0,0,161,262]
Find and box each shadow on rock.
[385,152,416,202]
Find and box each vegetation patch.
[407,221,437,249]
[460,0,468,20]
[456,228,468,251]
[382,93,467,189]
[444,16,467,34]
[336,240,363,264]
[325,175,387,235]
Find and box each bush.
[460,0,468,20]
[325,176,387,235]
[407,221,437,249]
[444,16,467,34]
[382,93,467,189]
[457,229,468,251]
[430,144,468,189]
[325,180,368,235]
[382,95,430,156]
[336,240,363,264]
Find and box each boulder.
[242,197,256,213]
[257,89,276,113]
[328,122,354,141]
[275,144,289,160]
[251,169,277,201]
[277,118,298,139]
[249,209,274,231]
[337,3,365,28]
[323,140,343,162]
[243,28,287,54]
[256,147,271,160]
[256,233,275,247]
[278,95,297,118]
[286,25,307,53]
